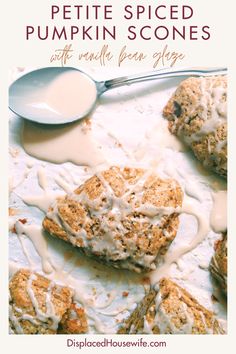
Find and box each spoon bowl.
[9,66,227,125]
[9,67,98,124]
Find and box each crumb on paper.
[81,120,92,133]
[85,119,92,127]
[18,218,27,224]
[122,291,129,297]
[115,141,122,148]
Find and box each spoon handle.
[98,67,227,94]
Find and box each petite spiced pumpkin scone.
[163,76,227,177]
[9,269,88,334]
[43,166,183,273]
[210,233,227,295]
[117,278,225,334]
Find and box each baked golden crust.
[210,233,227,294]
[163,76,227,177]
[117,278,224,334]
[9,269,88,334]
[43,166,183,272]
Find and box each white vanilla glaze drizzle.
[210,190,227,233]
[54,176,73,194]
[37,166,48,190]
[150,197,210,283]
[87,312,111,334]
[175,168,204,202]
[143,316,154,334]
[93,290,117,309]
[21,119,105,167]
[23,192,60,214]
[97,307,126,317]
[15,221,53,274]
[14,229,35,269]
[22,167,63,213]
[58,169,72,183]
[9,306,24,334]
[9,166,32,194]
[47,267,87,306]
[26,274,60,330]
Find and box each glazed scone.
[117,278,224,334]
[210,233,227,295]
[43,166,183,273]
[163,76,227,177]
[9,269,88,334]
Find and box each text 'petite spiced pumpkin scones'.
[43,166,183,272]
[117,278,225,334]
[163,76,227,177]
[9,269,88,334]
[210,233,227,295]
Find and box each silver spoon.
[9,66,227,125]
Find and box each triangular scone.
[117,278,225,334]
[43,166,183,272]
[9,269,88,334]
[163,76,227,177]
